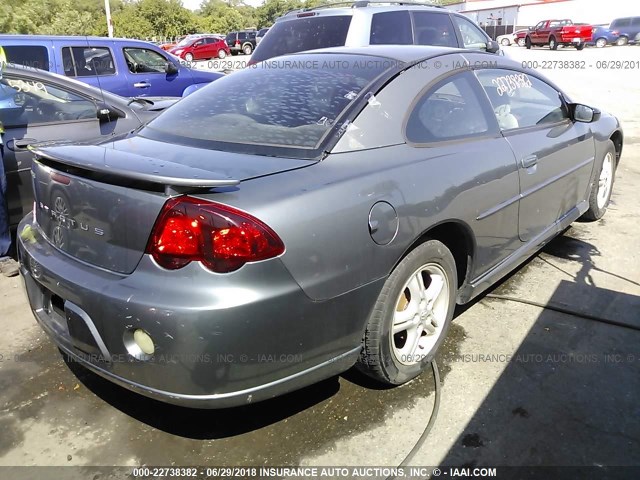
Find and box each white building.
[446,0,638,28]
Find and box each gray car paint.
[17,46,622,407]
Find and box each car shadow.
[63,352,340,440]
[438,230,640,471]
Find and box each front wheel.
[549,36,558,50]
[218,49,227,59]
[518,38,526,47]
[243,44,253,55]
[184,53,194,62]
[582,141,616,221]
[356,240,457,385]
[501,38,510,46]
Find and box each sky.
[182,0,264,9]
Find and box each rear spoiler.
[30,145,240,196]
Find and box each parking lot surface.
[1,45,639,474]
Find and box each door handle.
[521,155,538,169]
[133,82,151,89]
[7,138,37,151]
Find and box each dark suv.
[225,30,257,55]
[609,16,640,45]
[250,1,500,64]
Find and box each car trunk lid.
[30,140,315,274]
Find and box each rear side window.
[143,54,389,155]
[406,72,491,143]
[251,16,352,63]
[370,11,412,45]
[2,46,50,70]
[413,12,458,47]
[62,47,116,77]
[611,18,630,28]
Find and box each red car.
[169,36,230,61]
[525,19,594,50]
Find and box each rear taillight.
[235,40,240,46]
[146,196,284,273]
[612,30,619,35]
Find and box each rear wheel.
[218,49,227,59]
[549,36,558,50]
[501,38,510,46]
[184,52,194,62]
[617,36,628,46]
[356,240,457,385]
[525,37,532,49]
[582,141,616,221]
[595,38,607,48]
[576,43,585,50]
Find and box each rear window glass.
[251,16,352,63]
[142,54,389,156]
[2,46,50,70]
[62,47,116,77]
[370,11,412,45]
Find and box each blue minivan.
[0,35,223,97]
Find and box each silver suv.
[250,1,500,64]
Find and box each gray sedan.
[17,46,622,408]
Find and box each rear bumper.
[18,213,380,408]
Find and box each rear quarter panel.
[202,55,522,301]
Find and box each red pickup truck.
[525,19,594,50]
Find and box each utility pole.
[105,0,114,38]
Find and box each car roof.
[0,34,155,47]
[277,3,448,21]
[296,44,470,63]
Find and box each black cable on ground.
[484,293,640,332]
[386,289,638,479]
[387,359,441,480]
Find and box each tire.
[576,43,585,50]
[525,36,532,49]
[184,53,194,62]
[243,44,253,55]
[582,141,616,221]
[595,38,607,48]
[549,36,558,50]
[501,38,510,46]
[617,36,628,46]
[356,240,457,385]
[518,38,526,47]
[218,49,227,59]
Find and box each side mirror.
[97,103,125,122]
[165,62,179,75]
[571,103,601,123]
[486,40,500,53]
